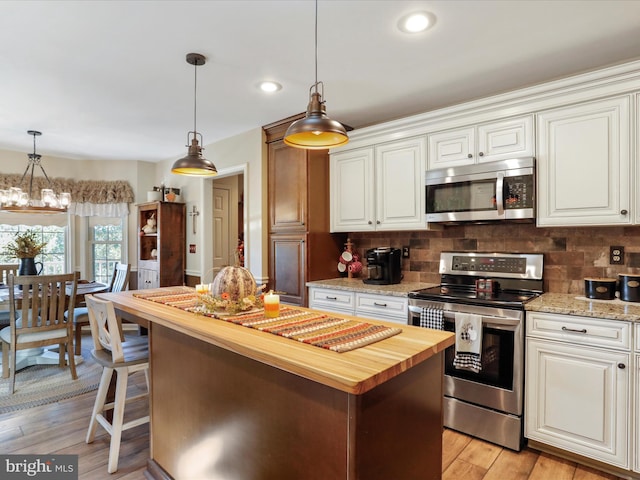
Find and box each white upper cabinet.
[536,96,631,226]
[330,136,426,232]
[428,115,534,169]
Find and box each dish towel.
[420,307,444,330]
[453,312,483,373]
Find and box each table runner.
[133,288,402,353]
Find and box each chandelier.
[0,130,71,214]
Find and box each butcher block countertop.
[526,293,640,322]
[97,289,454,395]
[307,277,437,297]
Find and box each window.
[89,218,125,284]
[0,224,67,275]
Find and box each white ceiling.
[1,0,640,163]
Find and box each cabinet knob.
[376,220,381,224]
[621,209,628,215]
[478,152,484,157]
[467,153,473,158]
[618,363,626,369]
[368,221,373,225]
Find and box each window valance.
[0,175,134,204]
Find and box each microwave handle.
[496,172,504,216]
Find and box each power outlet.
[402,246,410,258]
[610,246,624,265]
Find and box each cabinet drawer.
[527,312,631,350]
[635,323,640,351]
[309,288,355,312]
[355,293,408,324]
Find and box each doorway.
[211,174,244,277]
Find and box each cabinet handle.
[326,296,337,300]
[618,363,626,369]
[373,302,388,307]
[478,152,484,157]
[368,221,373,225]
[621,209,628,215]
[467,153,473,158]
[376,220,381,224]
[561,326,587,334]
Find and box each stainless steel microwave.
[425,157,535,223]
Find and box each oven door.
[442,312,523,416]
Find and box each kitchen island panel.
[149,322,444,480]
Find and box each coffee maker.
[363,247,402,285]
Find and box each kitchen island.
[96,288,454,480]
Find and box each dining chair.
[0,264,19,285]
[84,294,149,474]
[69,262,131,355]
[1,273,78,394]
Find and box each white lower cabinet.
[354,293,408,324]
[525,312,631,469]
[308,286,408,324]
[308,287,355,316]
[137,268,159,289]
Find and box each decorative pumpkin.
[210,266,257,301]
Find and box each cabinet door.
[269,234,306,306]
[525,338,629,468]
[427,126,475,169]
[477,115,534,163]
[269,141,307,232]
[330,147,375,232]
[138,268,159,290]
[536,96,631,226]
[375,137,426,231]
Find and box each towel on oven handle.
[419,307,444,330]
[453,312,482,373]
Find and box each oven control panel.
[451,256,526,274]
[439,252,544,280]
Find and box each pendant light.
[284,0,348,150]
[0,130,71,214]
[171,53,217,177]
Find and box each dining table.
[0,280,109,372]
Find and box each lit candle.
[264,291,280,318]
[195,284,208,294]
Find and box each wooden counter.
[97,288,454,480]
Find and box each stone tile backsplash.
[347,224,640,295]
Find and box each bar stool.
[84,294,149,474]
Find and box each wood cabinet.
[137,201,185,289]
[330,136,426,232]
[536,96,631,226]
[264,115,343,307]
[525,312,631,469]
[428,115,534,169]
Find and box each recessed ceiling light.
[398,11,435,34]
[259,81,282,93]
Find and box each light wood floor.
[0,368,628,480]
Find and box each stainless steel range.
[408,251,544,451]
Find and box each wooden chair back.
[109,263,131,293]
[8,273,77,338]
[85,294,126,363]
[0,264,19,285]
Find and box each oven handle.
[409,305,520,330]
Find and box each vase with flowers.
[5,229,47,277]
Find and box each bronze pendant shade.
[284,0,348,150]
[171,53,217,177]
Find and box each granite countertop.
[526,293,640,322]
[306,278,436,297]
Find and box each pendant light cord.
[193,60,198,134]
[314,0,318,93]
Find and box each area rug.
[0,347,102,414]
